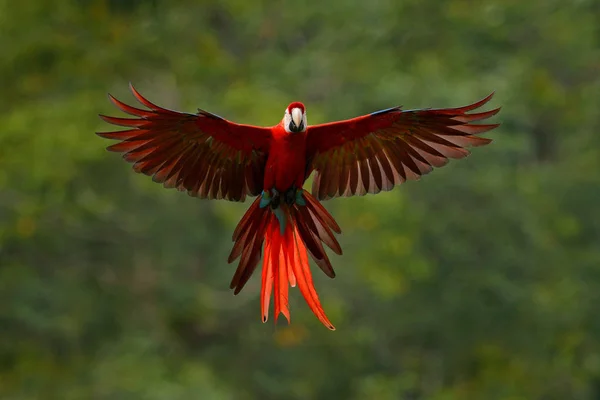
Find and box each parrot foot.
[284,187,306,206]
[270,189,281,210]
[259,189,281,209]
[261,188,304,209]
[284,188,296,206]
[295,189,306,206]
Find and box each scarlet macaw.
[98,84,500,330]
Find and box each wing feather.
[307,93,500,200]
[97,84,271,202]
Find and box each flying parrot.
[97,84,500,330]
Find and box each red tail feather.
[229,190,339,330]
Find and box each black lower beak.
[289,121,304,133]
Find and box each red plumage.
[286,101,305,114]
[98,83,500,330]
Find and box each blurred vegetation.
[1,0,600,399]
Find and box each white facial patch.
[283,109,292,133]
[283,107,307,133]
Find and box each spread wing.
[305,93,500,200]
[97,84,271,202]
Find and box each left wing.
[97,84,272,202]
[306,93,500,200]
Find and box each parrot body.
[98,84,500,330]
[264,117,307,193]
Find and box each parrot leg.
[295,189,306,206]
[270,189,281,210]
[260,189,281,209]
[261,188,304,210]
[259,189,286,232]
[284,187,296,206]
[283,187,306,206]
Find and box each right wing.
[97,84,272,202]
[305,93,500,200]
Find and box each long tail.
[227,189,341,330]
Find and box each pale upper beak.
[291,108,303,129]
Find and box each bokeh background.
[2,1,600,399]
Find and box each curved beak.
[291,108,303,130]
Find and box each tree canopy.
[1,0,600,398]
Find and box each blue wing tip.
[370,106,402,116]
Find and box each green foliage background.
[2,0,600,398]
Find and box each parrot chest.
[264,134,307,192]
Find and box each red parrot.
[98,84,500,330]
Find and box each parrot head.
[283,102,307,133]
